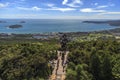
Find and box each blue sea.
[0,19,117,34]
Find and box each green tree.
[66,69,77,80]
[112,54,120,80]
[90,53,101,80]
[102,54,112,80]
[67,62,76,70]
[76,64,93,80]
[76,65,82,80]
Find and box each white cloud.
[62,0,68,5]
[109,4,115,7]
[94,3,98,6]
[62,0,83,7]
[0,14,48,19]
[97,5,108,9]
[21,0,25,1]
[96,3,115,9]
[32,6,41,10]
[0,2,9,8]
[80,8,106,13]
[99,12,120,15]
[45,3,55,7]
[91,3,98,6]
[47,7,76,12]
[17,6,41,11]
[1,13,120,19]
[45,2,76,12]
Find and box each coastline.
[0,19,120,39]
[0,27,120,40]
[0,19,119,34]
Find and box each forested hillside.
[0,42,59,80]
[66,39,120,80]
[0,36,120,80]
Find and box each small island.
[0,21,7,23]
[8,24,23,29]
[83,20,120,27]
[20,21,26,23]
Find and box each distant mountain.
[83,20,120,27]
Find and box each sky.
[0,0,120,19]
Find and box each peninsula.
[83,20,120,27]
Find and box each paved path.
[49,51,69,80]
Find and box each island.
[20,21,26,23]
[0,21,7,23]
[8,24,23,29]
[83,20,120,27]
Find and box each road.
[49,51,69,80]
